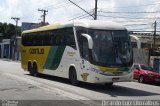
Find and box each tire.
[139,75,144,83]
[69,67,78,86]
[28,63,34,76]
[105,82,113,88]
[32,63,39,77]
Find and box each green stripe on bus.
[44,46,66,70]
[44,46,58,69]
[50,46,65,70]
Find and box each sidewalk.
[0,58,21,63]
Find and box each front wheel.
[139,75,144,83]
[105,82,113,88]
[69,67,78,86]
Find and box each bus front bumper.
[87,72,133,84]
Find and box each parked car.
[133,63,160,84]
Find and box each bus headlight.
[90,67,130,76]
[90,67,114,75]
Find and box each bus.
[21,20,133,86]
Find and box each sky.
[0,0,160,31]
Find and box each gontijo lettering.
[29,48,44,54]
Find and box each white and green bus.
[21,20,133,85]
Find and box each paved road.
[0,60,90,106]
[0,60,160,106]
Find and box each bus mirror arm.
[81,34,93,49]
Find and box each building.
[0,39,10,59]
[21,22,37,32]
[21,22,49,32]
[130,33,160,73]
[0,37,21,60]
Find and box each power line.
[99,11,159,23]
[124,24,149,26]
[100,2,160,9]
[41,1,69,9]
[128,27,153,31]
[45,1,72,9]
[115,20,154,23]
[52,1,84,10]
[43,0,83,10]
[100,10,160,14]
[20,0,85,22]
[68,0,94,19]
[69,10,93,21]
[77,15,91,20]
[54,0,84,9]
[98,15,160,20]
[69,13,89,21]
[129,25,152,28]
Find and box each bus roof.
[22,20,126,34]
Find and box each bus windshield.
[76,28,133,67]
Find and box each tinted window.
[76,27,132,67]
[134,65,139,69]
[140,65,153,71]
[22,28,76,49]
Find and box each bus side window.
[28,33,34,46]
[33,32,38,46]
[22,34,26,46]
[45,32,51,46]
[48,31,52,45]
[65,28,76,49]
[55,30,61,45]
[59,29,66,45]
[51,30,56,46]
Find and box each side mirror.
[81,34,93,49]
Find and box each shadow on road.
[80,83,160,97]
[26,73,160,97]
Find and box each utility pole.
[11,17,20,37]
[38,9,48,25]
[11,17,20,60]
[94,0,98,20]
[153,21,157,49]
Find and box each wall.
[133,48,149,65]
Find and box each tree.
[0,22,19,39]
[5,23,15,37]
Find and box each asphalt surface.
[0,60,160,106]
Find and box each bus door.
[80,36,91,74]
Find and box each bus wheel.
[105,82,113,88]
[32,63,39,77]
[28,62,34,76]
[69,67,78,86]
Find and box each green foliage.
[0,22,20,38]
